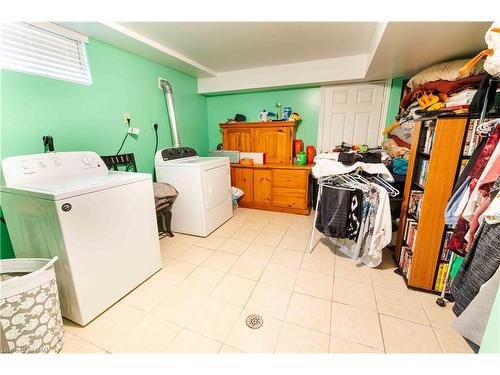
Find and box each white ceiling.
[60,21,493,94]
[120,22,379,72]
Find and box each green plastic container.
[296,151,307,166]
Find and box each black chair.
[100,153,178,238]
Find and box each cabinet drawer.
[273,169,308,189]
[272,188,306,209]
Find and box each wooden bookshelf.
[395,116,468,291]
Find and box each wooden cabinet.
[230,164,311,215]
[221,121,309,215]
[253,169,272,205]
[232,167,254,204]
[222,127,253,152]
[253,127,293,164]
[220,122,295,164]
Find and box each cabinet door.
[223,128,252,152]
[253,127,292,164]
[232,167,254,203]
[253,169,272,205]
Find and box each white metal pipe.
[159,79,181,148]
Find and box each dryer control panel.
[1,152,107,186]
[160,147,198,162]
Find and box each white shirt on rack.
[312,153,394,182]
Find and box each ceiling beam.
[197,55,368,94]
[59,22,217,78]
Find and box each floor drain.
[246,314,263,329]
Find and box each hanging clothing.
[330,184,391,268]
[451,222,500,316]
[448,127,500,255]
[465,176,500,250]
[466,125,499,191]
[445,176,471,226]
[453,266,500,347]
[346,190,363,241]
[359,184,392,267]
[483,190,500,224]
[452,137,486,195]
[331,186,379,261]
[315,187,356,239]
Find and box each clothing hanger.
[476,118,500,136]
[318,175,356,191]
[372,175,400,197]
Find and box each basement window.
[1,22,92,85]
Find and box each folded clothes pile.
[445,88,478,108]
[383,58,487,151]
[337,151,381,165]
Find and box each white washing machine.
[1,151,162,326]
[155,147,233,237]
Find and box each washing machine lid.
[0,171,151,201]
[157,157,229,169]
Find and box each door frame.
[316,79,391,149]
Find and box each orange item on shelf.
[306,145,316,164]
[294,139,304,155]
[240,158,254,166]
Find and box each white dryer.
[1,151,161,326]
[155,147,233,237]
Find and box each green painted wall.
[0,38,208,259]
[207,79,405,151]
[385,76,407,127]
[480,286,500,353]
[206,87,321,150]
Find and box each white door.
[317,82,388,153]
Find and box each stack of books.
[418,160,429,187]
[434,262,450,292]
[404,218,418,249]
[399,246,413,279]
[422,126,436,154]
[408,190,424,219]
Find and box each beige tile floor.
[61,208,474,354]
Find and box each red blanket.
[400,74,484,110]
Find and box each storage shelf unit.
[395,116,468,291]
[220,121,311,215]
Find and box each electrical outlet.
[127,127,140,135]
[123,112,131,125]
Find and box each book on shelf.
[399,246,413,279]
[417,159,430,187]
[404,219,418,250]
[434,262,450,292]
[440,231,453,261]
[463,119,481,156]
[422,126,436,154]
[408,190,424,220]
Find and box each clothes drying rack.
[308,169,399,254]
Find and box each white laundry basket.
[0,257,64,353]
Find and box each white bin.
[0,257,64,353]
